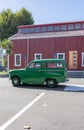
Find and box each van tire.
[46,79,57,88]
[12,76,20,86]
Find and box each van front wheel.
[12,76,20,86]
[46,79,57,88]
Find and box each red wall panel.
[9,36,84,70]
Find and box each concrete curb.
[0,74,9,78]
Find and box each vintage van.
[9,59,67,87]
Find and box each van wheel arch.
[11,76,21,86]
[45,79,58,88]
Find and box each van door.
[24,62,43,84]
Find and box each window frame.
[48,26,54,32]
[75,23,81,30]
[57,53,65,59]
[68,24,74,30]
[35,27,41,33]
[34,53,42,60]
[41,26,47,32]
[14,54,21,66]
[61,25,67,31]
[82,52,84,67]
[54,25,60,31]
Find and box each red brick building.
[9,21,84,71]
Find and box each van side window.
[43,62,63,68]
[29,63,41,69]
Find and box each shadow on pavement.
[13,83,66,92]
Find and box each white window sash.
[57,53,65,59]
[14,54,21,66]
[82,52,84,67]
[34,53,42,60]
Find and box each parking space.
[0,77,84,130]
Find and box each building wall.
[29,36,84,70]
[9,36,84,70]
[9,39,27,69]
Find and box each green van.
[9,59,67,87]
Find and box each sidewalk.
[67,71,84,78]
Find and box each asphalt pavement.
[0,77,84,130]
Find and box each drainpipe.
[27,39,30,64]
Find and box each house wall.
[9,39,27,69]
[29,36,84,70]
[9,36,84,70]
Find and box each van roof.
[32,59,65,63]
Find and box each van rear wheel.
[46,79,57,88]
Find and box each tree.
[0,39,13,66]
[0,7,34,40]
[1,39,13,55]
[0,9,15,40]
[15,7,34,25]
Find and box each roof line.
[9,30,84,40]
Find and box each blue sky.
[0,0,84,24]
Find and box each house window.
[18,28,24,33]
[75,24,81,30]
[34,53,42,60]
[82,52,84,67]
[14,54,21,66]
[30,28,35,33]
[24,28,29,33]
[48,26,53,32]
[41,26,47,32]
[57,53,65,59]
[55,25,60,31]
[35,27,40,33]
[61,25,67,31]
[82,23,84,29]
[68,24,74,30]
[54,53,65,67]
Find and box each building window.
[34,53,42,60]
[82,23,84,29]
[57,53,65,59]
[68,24,74,30]
[55,25,60,31]
[18,28,24,33]
[30,28,35,33]
[35,27,40,33]
[82,52,84,67]
[61,25,67,31]
[75,24,81,30]
[48,26,54,32]
[14,54,21,66]
[23,28,29,33]
[41,26,47,32]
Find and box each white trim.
[67,70,84,72]
[14,54,21,66]
[8,55,9,70]
[57,53,65,59]
[82,52,84,67]
[34,53,42,60]
[27,39,29,63]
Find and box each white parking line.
[0,92,45,130]
[66,83,84,87]
[64,84,84,91]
